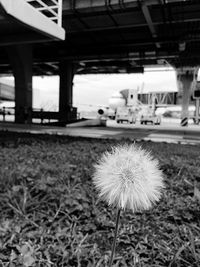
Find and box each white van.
[116,107,137,124]
[139,106,161,125]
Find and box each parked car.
[140,107,161,125]
[116,106,137,124]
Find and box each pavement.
[0,118,200,145]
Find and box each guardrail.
[0,107,60,123]
[0,107,78,124]
[25,0,63,26]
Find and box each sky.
[32,67,178,111]
[0,67,180,111]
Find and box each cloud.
[73,70,178,109]
[1,69,179,111]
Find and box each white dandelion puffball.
[93,144,164,212]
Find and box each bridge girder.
[0,0,200,75]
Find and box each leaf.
[194,186,200,202]
[46,176,56,185]
[0,252,8,260]
[10,250,17,261]
[23,254,35,267]
[12,185,21,192]
[20,243,35,267]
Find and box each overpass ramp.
[0,0,65,45]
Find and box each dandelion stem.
[109,208,121,267]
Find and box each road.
[0,118,200,145]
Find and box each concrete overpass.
[0,0,200,125]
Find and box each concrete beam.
[139,1,160,49]
[0,33,52,46]
[63,0,188,12]
[0,0,65,41]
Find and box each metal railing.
[0,107,78,124]
[25,0,63,26]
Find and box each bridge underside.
[0,0,200,75]
[0,0,200,125]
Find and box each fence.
[0,107,78,124]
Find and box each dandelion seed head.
[92,144,164,212]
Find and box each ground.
[0,131,200,267]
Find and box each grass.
[0,131,200,267]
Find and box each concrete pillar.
[7,45,32,123]
[59,60,74,124]
[176,68,197,126]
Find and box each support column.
[7,45,32,123]
[59,60,75,124]
[176,68,198,126]
[193,70,200,124]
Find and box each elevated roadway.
[0,0,65,46]
[1,0,200,75]
[0,0,200,125]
